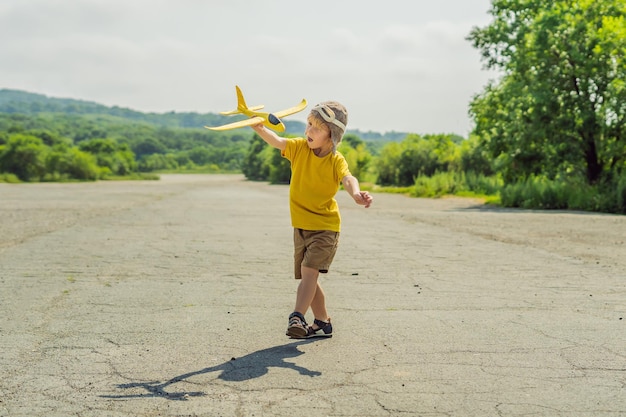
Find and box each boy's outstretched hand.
[342,176,373,208]
[353,191,373,208]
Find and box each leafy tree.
[186,147,215,166]
[242,135,271,181]
[342,134,365,149]
[375,142,402,186]
[267,146,291,184]
[0,134,48,181]
[339,134,372,180]
[21,129,67,147]
[458,134,495,176]
[132,137,167,158]
[399,135,450,185]
[46,145,100,180]
[376,134,459,186]
[468,0,626,184]
[78,138,136,175]
[138,153,179,172]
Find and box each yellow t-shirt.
[282,138,351,232]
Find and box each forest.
[0,89,406,180]
[1,1,625,214]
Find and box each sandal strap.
[288,312,307,327]
[313,318,330,328]
[308,318,331,334]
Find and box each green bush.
[617,174,626,214]
[138,153,180,172]
[45,146,100,181]
[0,173,20,183]
[339,137,372,180]
[267,147,291,184]
[463,171,502,195]
[242,135,270,181]
[78,138,136,176]
[410,172,501,198]
[375,142,401,186]
[499,175,626,213]
[0,134,48,181]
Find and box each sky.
[0,0,499,136]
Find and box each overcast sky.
[0,0,499,135]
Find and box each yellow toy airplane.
[204,86,307,132]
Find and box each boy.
[251,101,373,339]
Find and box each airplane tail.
[219,86,264,115]
[235,85,247,110]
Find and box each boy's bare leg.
[310,282,328,322]
[294,266,329,321]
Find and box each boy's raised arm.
[251,124,287,151]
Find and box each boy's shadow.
[102,340,321,401]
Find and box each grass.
[500,174,626,214]
[352,172,622,214]
[103,172,160,181]
[0,173,20,183]
[368,185,413,195]
[0,172,162,183]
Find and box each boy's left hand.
[354,191,373,208]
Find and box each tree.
[468,0,626,184]
[132,137,167,158]
[138,153,179,172]
[375,142,402,186]
[375,134,459,186]
[242,135,271,181]
[0,134,48,181]
[267,146,291,184]
[78,138,136,175]
[338,134,372,180]
[46,145,100,180]
[459,134,495,176]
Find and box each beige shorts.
[293,229,340,280]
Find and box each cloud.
[0,1,121,38]
[0,0,497,133]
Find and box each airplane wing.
[273,99,308,118]
[204,116,265,131]
[220,105,265,116]
[205,98,307,131]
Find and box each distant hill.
[0,89,407,141]
[0,88,252,131]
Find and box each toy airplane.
[204,86,307,132]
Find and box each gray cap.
[311,101,348,154]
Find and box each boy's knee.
[300,265,320,281]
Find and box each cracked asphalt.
[1,174,624,417]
